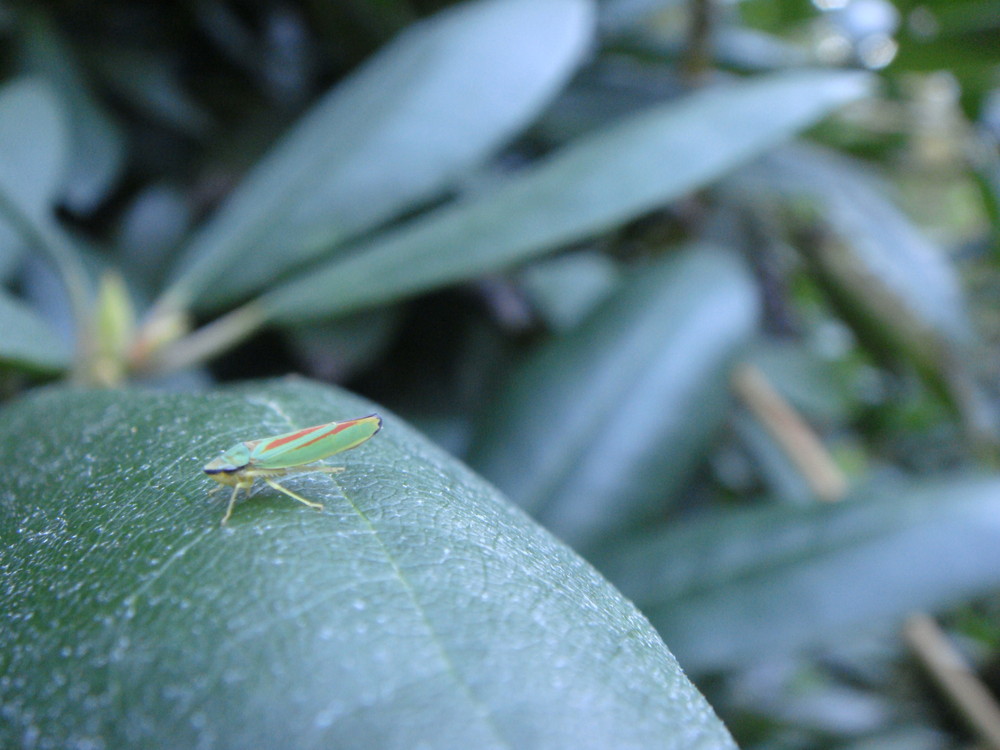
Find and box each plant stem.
[140,301,268,376]
[732,362,848,502]
[905,613,1000,750]
[682,0,715,83]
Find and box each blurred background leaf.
[165,0,596,311]
[595,474,1000,673]
[259,69,871,322]
[17,10,126,214]
[467,244,759,552]
[0,77,67,235]
[0,289,71,372]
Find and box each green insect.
[204,414,382,525]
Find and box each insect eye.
[204,465,239,475]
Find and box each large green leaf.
[0,289,71,372]
[596,475,1000,673]
[0,379,735,749]
[466,245,759,552]
[166,0,594,310]
[261,69,870,323]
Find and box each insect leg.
[220,485,242,526]
[264,478,324,511]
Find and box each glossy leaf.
[262,69,870,322]
[0,289,71,372]
[0,379,735,749]
[467,245,759,551]
[166,0,595,309]
[597,475,1000,673]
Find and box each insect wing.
[247,415,382,469]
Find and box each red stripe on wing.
[298,420,357,449]
[260,423,326,452]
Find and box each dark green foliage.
[2,0,1000,747]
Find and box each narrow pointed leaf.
[467,246,759,551]
[262,69,870,323]
[0,379,735,749]
[167,0,595,309]
[596,475,1000,673]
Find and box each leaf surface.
[0,379,735,749]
